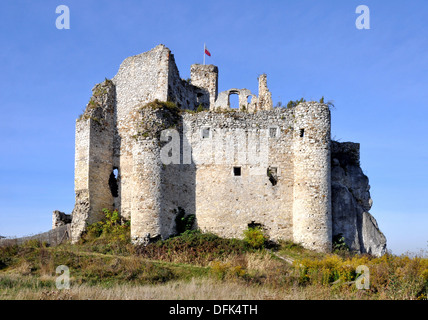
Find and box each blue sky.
[0,0,426,255]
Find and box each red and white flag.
[204,46,211,57]
[203,44,211,65]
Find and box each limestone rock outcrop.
[331,141,387,256]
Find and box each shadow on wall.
[159,123,197,237]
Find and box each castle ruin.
[66,44,386,256]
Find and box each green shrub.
[243,227,267,249]
[210,261,247,280]
[84,208,130,243]
[196,104,205,112]
[286,98,306,108]
[174,207,195,235]
[143,99,180,112]
[332,233,350,253]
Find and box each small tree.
[243,227,267,249]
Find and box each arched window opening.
[229,93,240,109]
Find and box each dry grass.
[0,276,372,300]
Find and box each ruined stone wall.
[292,102,332,252]
[190,64,218,109]
[112,45,171,221]
[52,210,72,229]
[167,54,207,110]
[71,80,116,242]
[112,45,171,121]
[257,74,273,111]
[0,225,71,247]
[214,88,257,112]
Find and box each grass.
[0,221,427,300]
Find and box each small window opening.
[202,127,210,139]
[247,95,252,104]
[109,168,119,197]
[267,167,278,186]
[248,221,263,229]
[233,166,241,176]
[269,127,277,138]
[299,128,305,138]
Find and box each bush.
[174,207,195,235]
[85,208,130,242]
[243,227,267,249]
[196,104,205,112]
[332,233,350,253]
[210,261,247,280]
[286,98,306,108]
[294,252,428,299]
[80,209,131,255]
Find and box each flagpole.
[203,43,205,65]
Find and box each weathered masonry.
[66,44,386,256]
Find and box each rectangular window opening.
[269,127,277,138]
[202,127,210,139]
[299,128,305,138]
[233,166,241,176]
[267,167,278,186]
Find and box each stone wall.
[52,210,72,229]
[112,44,170,122]
[214,88,257,112]
[257,74,273,111]
[0,225,71,247]
[181,109,295,241]
[71,79,116,242]
[167,54,209,110]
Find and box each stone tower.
[190,64,218,109]
[71,80,116,243]
[292,102,332,252]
